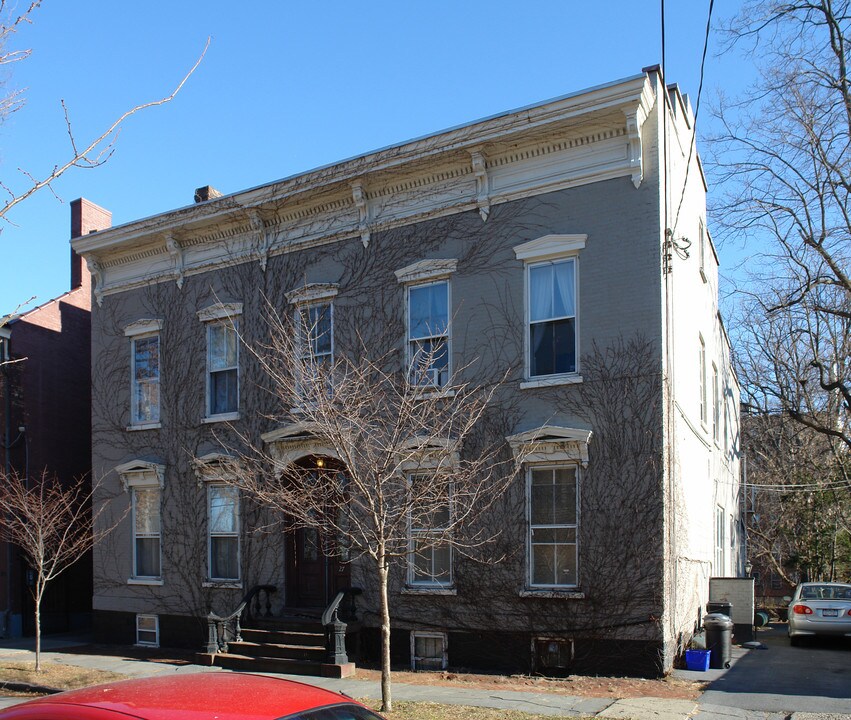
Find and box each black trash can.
[704,612,733,669]
[707,600,733,617]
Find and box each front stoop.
[196,621,357,678]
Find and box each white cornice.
[197,302,243,322]
[513,235,587,263]
[507,425,593,467]
[394,259,458,284]
[124,319,163,337]
[73,74,659,300]
[285,283,340,306]
[115,459,165,491]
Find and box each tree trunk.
[377,553,392,713]
[34,583,42,673]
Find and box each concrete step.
[200,652,355,678]
[227,640,326,662]
[240,627,325,647]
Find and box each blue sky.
[0,1,746,312]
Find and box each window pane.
[305,304,332,356]
[135,537,160,577]
[409,283,448,339]
[411,337,448,386]
[209,486,238,533]
[210,368,238,414]
[209,324,237,370]
[135,379,160,423]
[432,546,451,579]
[134,337,159,380]
[552,260,575,318]
[211,536,239,579]
[556,542,578,585]
[133,337,160,423]
[134,489,161,534]
[552,468,577,524]
[530,318,575,376]
[532,544,556,585]
[415,635,441,658]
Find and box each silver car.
[788,582,851,646]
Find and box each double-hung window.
[133,486,161,579]
[407,281,449,388]
[298,302,333,392]
[198,304,242,420]
[514,235,585,383]
[712,363,720,443]
[124,320,163,427]
[529,466,578,587]
[699,335,707,427]
[715,505,725,574]
[528,259,576,377]
[208,484,240,581]
[408,474,452,587]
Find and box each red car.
[0,672,385,720]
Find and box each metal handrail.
[321,586,362,664]
[204,584,277,654]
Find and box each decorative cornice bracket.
[624,82,654,189]
[470,150,490,221]
[165,232,185,289]
[88,258,105,307]
[351,181,370,248]
[249,210,272,272]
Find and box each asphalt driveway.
[697,624,851,715]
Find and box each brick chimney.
[70,198,111,290]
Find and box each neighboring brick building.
[0,199,110,638]
[73,69,742,676]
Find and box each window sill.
[518,589,585,599]
[202,581,243,589]
[520,375,583,390]
[202,413,240,424]
[401,586,457,596]
[413,388,456,399]
[126,422,161,432]
[127,578,164,586]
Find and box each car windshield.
[281,704,385,720]
[800,584,851,600]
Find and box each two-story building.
[72,68,741,677]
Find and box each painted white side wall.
[661,88,742,649]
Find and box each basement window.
[136,614,159,647]
[410,631,447,671]
[533,637,573,671]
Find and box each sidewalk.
[0,633,833,720]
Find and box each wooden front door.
[286,525,351,608]
[285,458,351,608]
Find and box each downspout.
[2,340,12,636]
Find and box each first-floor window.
[529,466,578,587]
[408,475,451,587]
[715,505,725,575]
[133,487,161,578]
[136,614,159,646]
[208,484,240,581]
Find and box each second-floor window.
[699,335,707,427]
[407,281,449,388]
[132,335,160,425]
[712,364,720,443]
[529,259,576,377]
[298,302,333,390]
[207,321,239,417]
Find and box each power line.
[671,0,715,236]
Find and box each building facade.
[0,199,110,638]
[72,69,741,676]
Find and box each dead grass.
[361,700,589,720]
[0,661,126,691]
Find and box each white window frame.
[132,485,162,581]
[527,464,580,589]
[699,335,707,427]
[410,631,448,671]
[198,303,242,422]
[207,484,240,583]
[124,320,163,429]
[715,505,725,575]
[514,235,585,387]
[407,473,453,588]
[712,363,720,443]
[406,279,451,388]
[136,614,159,647]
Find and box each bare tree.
[0,470,121,670]
[0,1,208,226]
[218,304,520,711]
[712,1,851,454]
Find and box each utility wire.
[671,0,715,237]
